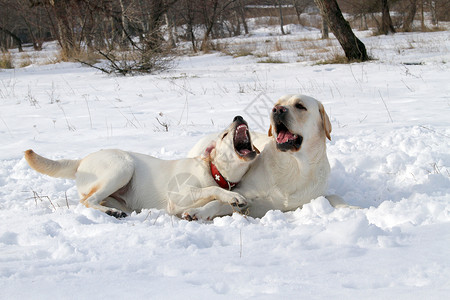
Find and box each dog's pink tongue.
[277,130,295,143]
[239,149,251,155]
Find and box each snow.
[1,25,450,299]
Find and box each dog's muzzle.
[272,106,303,152]
[233,116,257,160]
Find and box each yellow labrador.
[184,94,351,220]
[24,116,257,218]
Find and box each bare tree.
[314,0,369,61]
[0,0,51,52]
[402,0,417,31]
[200,0,220,51]
[176,0,199,52]
[420,0,426,30]
[198,0,237,51]
[0,26,23,52]
[429,0,437,25]
[321,17,329,39]
[338,0,377,30]
[380,0,395,34]
[276,0,286,35]
[236,0,249,34]
[44,0,79,58]
[292,0,314,25]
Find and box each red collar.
[210,162,238,190]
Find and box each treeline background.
[1,0,448,63]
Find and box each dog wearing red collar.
[24,116,258,218]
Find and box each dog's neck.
[210,161,238,190]
[266,139,329,180]
[256,140,330,207]
[209,148,250,183]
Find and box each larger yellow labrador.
[184,94,351,220]
[24,116,258,218]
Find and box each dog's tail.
[24,149,80,179]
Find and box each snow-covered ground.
[1,25,449,299]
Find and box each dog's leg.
[182,200,234,221]
[77,152,135,218]
[80,174,133,218]
[80,184,128,218]
[187,186,247,207]
[168,186,246,218]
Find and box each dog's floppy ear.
[268,125,273,137]
[319,102,332,141]
[201,142,216,160]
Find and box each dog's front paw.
[106,210,127,219]
[182,208,212,221]
[228,193,247,207]
[182,211,198,221]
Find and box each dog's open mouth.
[274,122,303,152]
[234,123,256,160]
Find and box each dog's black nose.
[272,106,287,115]
[233,116,244,122]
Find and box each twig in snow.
[240,229,243,259]
[83,95,93,129]
[143,210,152,222]
[378,91,393,123]
[155,115,169,132]
[177,95,189,126]
[419,125,450,138]
[58,104,76,131]
[153,211,162,225]
[29,190,56,212]
[26,85,40,108]
[0,115,13,137]
[65,191,70,209]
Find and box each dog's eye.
[295,103,307,110]
[221,132,228,139]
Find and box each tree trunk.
[147,0,166,51]
[188,22,197,52]
[420,0,426,30]
[231,12,241,36]
[200,0,219,52]
[237,0,249,35]
[199,0,238,51]
[277,0,286,35]
[118,0,129,48]
[0,26,23,52]
[201,22,216,52]
[50,0,78,58]
[430,0,437,25]
[22,17,43,51]
[403,0,417,32]
[183,0,197,52]
[314,0,369,61]
[360,14,368,31]
[165,13,176,48]
[292,0,303,24]
[321,17,329,39]
[380,0,396,34]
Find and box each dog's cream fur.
[184,94,349,220]
[24,117,257,218]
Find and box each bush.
[0,52,13,69]
[79,40,174,76]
